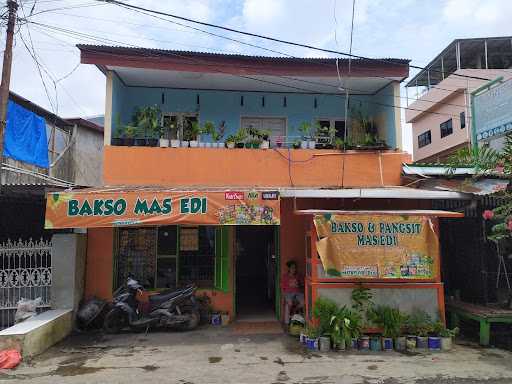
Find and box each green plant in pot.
[367,306,406,351]
[188,121,201,147]
[123,125,136,146]
[298,122,311,149]
[433,321,459,351]
[305,325,320,351]
[201,121,215,147]
[259,129,271,149]
[235,128,248,148]
[406,310,432,351]
[133,105,161,146]
[225,134,236,149]
[312,297,338,352]
[329,306,361,351]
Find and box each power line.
[88,1,486,105]
[27,21,467,122]
[98,0,493,84]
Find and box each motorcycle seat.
[148,286,192,304]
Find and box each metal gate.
[0,238,52,329]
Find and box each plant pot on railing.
[226,141,235,149]
[300,140,308,149]
[159,138,169,148]
[171,139,180,148]
[181,141,190,148]
[146,138,159,147]
[308,140,316,149]
[134,137,146,146]
[189,140,199,148]
[260,140,270,149]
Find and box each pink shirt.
[282,273,301,294]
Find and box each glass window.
[179,226,216,287]
[440,119,453,138]
[460,112,466,129]
[418,130,432,148]
[116,225,216,290]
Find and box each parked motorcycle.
[103,277,200,333]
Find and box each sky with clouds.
[4,0,512,151]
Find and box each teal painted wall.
[111,81,399,147]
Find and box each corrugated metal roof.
[77,44,410,65]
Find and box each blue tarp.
[3,100,49,168]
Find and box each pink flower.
[482,210,494,220]
[507,220,512,231]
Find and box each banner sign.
[314,214,439,280]
[474,79,512,141]
[45,189,280,229]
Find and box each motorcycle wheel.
[174,306,200,331]
[103,307,128,334]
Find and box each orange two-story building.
[45,46,462,325]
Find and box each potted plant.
[313,297,339,352]
[133,105,161,146]
[305,326,320,351]
[298,122,311,149]
[292,139,301,149]
[225,134,236,149]
[330,306,360,351]
[189,121,201,148]
[164,119,179,148]
[202,121,215,148]
[367,305,405,352]
[260,129,270,149]
[158,124,169,148]
[406,310,432,351]
[433,322,459,351]
[123,125,136,146]
[112,115,124,146]
[235,128,248,148]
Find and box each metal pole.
[484,39,488,69]
[441,56,445,80]
[0,0,18,186]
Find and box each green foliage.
[234,127,249,143]
[201,121,215,136]
[406,309,433,336]
[312,297,339,335]
[132,105,161,138]
[330,306,362,346]
[225,134,236,144]
[298,121,311,139]
[305,325,320,338]
[502,133,512,175]
[351,286,374,313]
[447,146,501,175]
[367,306,407,338]
[124,125,136,138]
[433,322,459,338]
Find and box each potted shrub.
[305,326,320,351]
[122,126,136,146]
[313,297,339,352]
[158,124,169,148]
[367,305,405,352]
[358,335,370,351]
[298,122,311,149]
[165,120,179,148]
[133,105,161,146]
[369,335,382,352]
[260,129,270,149]
[189,121,201,148]
[406,310,432,351]
[433,322,459,351]
[202,121,215,147]
[225,134,236,149]
[292,139,301,149]
[134,126,147,146]
[235,128,248,148]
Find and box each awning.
[45,186,280,229]
[280,187,471,200]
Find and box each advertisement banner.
[45,188,280,229]
[314,214,439,280]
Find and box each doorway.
[235,226,277,321]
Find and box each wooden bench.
[446,300,512,346]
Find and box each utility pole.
[0,0,18,185]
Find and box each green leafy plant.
[235,127,249,144]
[367,305,407,338]
[298,122,312,140]
[406,309,433,336]
[432,322,459,338]
[312,297,339,336]
[190,121,201,140]
[225,134,236,144]
[202,121,215,137]
[305,325,320,338]
[447,146,501,176]
[124,125,136,138]
[330,306,362,346]
[132,105,161,138]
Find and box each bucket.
[318,336,331,352]
[416,336,428,350]
[406,335,417,350]
[306,337,319,351]
[211,314,221,326]
[428,336,441,351]
[382,337,393,351]
[358,336,370,351]
[351,338,359,350]
[394,336,407,351]
[441,337,452,351]
[370,337,381,352]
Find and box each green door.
[214,226,229,292]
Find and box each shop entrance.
[235,226,277,321]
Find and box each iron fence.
[0,238,52,329]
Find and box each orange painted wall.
[85,227,114,301]
[104,146,410,188]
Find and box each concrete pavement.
[1,327,512,384]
